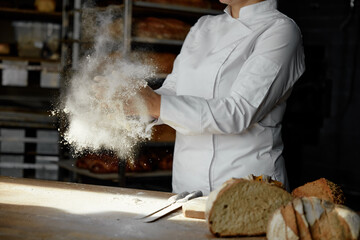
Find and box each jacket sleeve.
[154,57,179,96]
[154,17,205,96]
[159,19,305,135]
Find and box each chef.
[140,0,305,195]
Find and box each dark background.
[278,0,360,210]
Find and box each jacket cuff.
[159,95,202,135]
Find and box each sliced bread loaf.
[267,197,360,240]
[205,178,293,237]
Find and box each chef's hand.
[92,75,160,119]
[138,86,161,119]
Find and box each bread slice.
[267,197,360,240]
[267,207,288,239]
[267,202,299,240]
[205,178,293,237]
[291,178,345,204]
[281,201,299,239]
[292,198,312,240]
[332,205,360,240]
[182,196,207,219]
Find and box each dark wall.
[278,0,360,210]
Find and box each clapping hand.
[91,75,161,119]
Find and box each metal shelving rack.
[59,0,221,188]
[0,6,62,125]
[61,0,221,70]
[123,0,222,54]
[0,5,63,181]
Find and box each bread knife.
[143,190,203,223]
[134,191,189,219]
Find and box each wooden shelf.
[62,37,183,47]
[58,159,172,181]
[133,1,222,15]
[0,56,60,64]
[0,61,60,72]
[0,162,58,170]
[0,110,57,129]
[71,4,124,14]
[132,36,184,46]
[0,7,62,22]
[142,141,174,147]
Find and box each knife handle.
[168,191,189,203]
[182,190,203,202]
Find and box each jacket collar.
[210,12,252,54]
[224,0,277,20]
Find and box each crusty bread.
[267,202,299,240]
[107,51,176,74]
[76,154,119,173]
[267,197,360,240]
[205,178,293,237]
[182,196,207,219]
[133,17,191,41]
[244,174,284,188]
[292,198,312,240]
[141,52,176,74]
[35,0,56,12]
[292,178,345,204]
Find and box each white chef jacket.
[155,0,305,195]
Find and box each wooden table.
[0,176,266,240]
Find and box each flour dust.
[54,4,156,159]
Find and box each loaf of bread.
[76,154,119,173]
[89,156,119,174]
[140,51,177,74]
[108,50,176,74]
[126,153,153,172]
[0,43,10,55]
[34,0,56,12]
[75,155,94,170]
[244,173,284,188]
[267,197,360,240]
[76,153,156,173]
[205,177,293,237]
[292,178,345,204]
[133,17,191,40]
[157,153,173,170]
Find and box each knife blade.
[143,190,203,223]
[134,191,189,219]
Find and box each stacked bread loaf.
[140,51,177,74]
[108,50,177,74]
[34,0,56,12]
[133,17,191,40]
[76,153,119,173]
[0,43,10,55]
[75,149,173,173]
